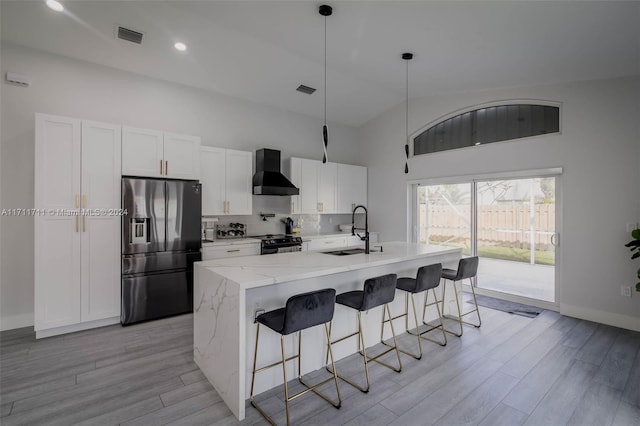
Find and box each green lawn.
[427,241,555,265]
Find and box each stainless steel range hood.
[252,149,299,196]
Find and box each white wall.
[360,75,640,331]
[0,43,362,330]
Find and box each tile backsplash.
[203,196,359,237]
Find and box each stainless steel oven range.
[256,234,303,255]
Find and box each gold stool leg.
[430,288,448,345]
[407,290,447,347]
[324,323,342,407]
[375,304,403,372]
[281,335,291,426]
[441,279,464,337]
[461,277,482,328]
[250,324,261,403]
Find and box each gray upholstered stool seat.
[250,288,341,425]
[439,256,482,337]
[327,273,401,393]
[389,263,447,360]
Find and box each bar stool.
[250,288,341,426]
[388,263,447,360]
[326,273,401,393]
[440,256,481,337]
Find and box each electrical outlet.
[254,308,265,322]
[621,286,632,297]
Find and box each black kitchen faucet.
[351,205,370,254]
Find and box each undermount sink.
[322,248,366,256]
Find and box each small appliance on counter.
[282,217,294,235]
[216,223,247,239]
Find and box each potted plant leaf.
[624,228,640,292]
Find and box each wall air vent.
[296,84,316,95]
[117,26,144,44]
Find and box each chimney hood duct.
[252,149,299,196]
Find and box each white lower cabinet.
[35,114,121,337]
[202,242,261,260]
[306,236,348,251]
[303,233,379,252]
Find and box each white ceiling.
[1,1,639,127]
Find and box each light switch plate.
[621,286,632,297]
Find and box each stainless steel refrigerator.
[121,178,201,325]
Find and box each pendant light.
[402,52,413,174]
[319,4,332,163]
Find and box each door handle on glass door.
[551,233,558,246]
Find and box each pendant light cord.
[403,52,413,174]
[322,13,329,163]
[319,5,332,163]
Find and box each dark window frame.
[413,102,560,156]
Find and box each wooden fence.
[420,204,555,251]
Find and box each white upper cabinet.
[122,127,200,179]
[289,158,362,214]
[121,127,163,178]
[317,161,337,213]
[201,147,252,216]
[337,163,367,213]
[163,132,201,180]
[224,149,253,215]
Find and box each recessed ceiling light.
[174,42,187,52]
[45,0,64,12]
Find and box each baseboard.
[35,316,120,339]
[0,313,34,331]
[560,303,640,332]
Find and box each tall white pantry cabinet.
[35,114,122,338]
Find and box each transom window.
[413,103,560,156]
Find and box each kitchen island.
[193,242,461,420]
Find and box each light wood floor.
[1,306,639,425]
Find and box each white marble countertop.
[196,242,459,289]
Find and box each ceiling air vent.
[117,26,143,45]
[296,84,316,95]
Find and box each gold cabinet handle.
[82,215,86,232]
[160,160,163,175]
[75,194,79,209]
[82,195,86,208]
[75,216,79,233]
[291,201,294,212]
[165,160,168,176]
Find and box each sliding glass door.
[414,175,558,303]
